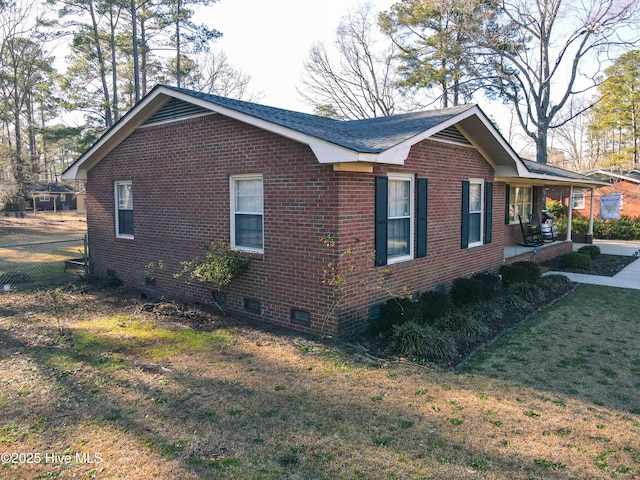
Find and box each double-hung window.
[462,179,492,249]
[375,175,427,266]
[231,174,263,253]
[387,175,414,263]
[115,181,133,238]
[508,186,532,224]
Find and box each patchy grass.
[0,284,639,479]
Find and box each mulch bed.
[541,253,637,276]
[353,279,577,370]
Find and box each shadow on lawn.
[1,285,639,479]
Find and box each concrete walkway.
[547,240,640,290]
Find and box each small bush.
[512,261,542,281]
[577,245,601,258]
[472,271,501,293]
[419,291,453,324]
[558,253,592,271]
[538,274,571,291]
[500,261,541,286]
[436,308,489,340]
[369,297,420,336]
[450,277,491,306]
[505,281,546,304]
[390,322,457,361]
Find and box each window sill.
[387,255,413,265]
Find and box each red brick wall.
[332,141,506,335]
[86,113,509,337]
[87,114,342,333]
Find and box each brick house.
[62,85,602,337]
[547,170,640,220]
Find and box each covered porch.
[498,159,607,264]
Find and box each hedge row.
[555,214,640,240]
[370,266,570,363]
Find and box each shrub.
[369,297,420,336]
[436,308,489,340]
[472,271,501,293]
[450,277,491,306]
[558,253,592,271]
[419,291,453,324]
[505,281,546,304]
[179,241,251,290]
[577,245,601,258]
[390,322,457,361]
[500,261,541,286]
[538,274,571,291]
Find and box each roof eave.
[496,172,608,188]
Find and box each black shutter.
[374,177,388,266]
[485,181,493,244]
[505,184,511,225]
[461,181,470,249]
[416,178,428,258]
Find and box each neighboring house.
[62,85,602,337]
[548,170,640,219]
[75,190,87,215]
[27,182,76,212]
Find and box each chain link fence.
[0,236,88,289]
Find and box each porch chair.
[518,214,544,246]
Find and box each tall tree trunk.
[131,0,140,103]
[88,0,113,128]
[175,0,181,87]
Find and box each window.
[231,174,263,252]
[572,192,585,209]
[387,175,414,262]
[375,176,426,266]
[115,181,133,238]
[60,194,67,202]
[40,195,50,202]
[461,179,492,249]
[508,186,532,224]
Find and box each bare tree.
[482,0,640,164]
[299,3,398,119]
[184,50,262,101]
[549,97,592,171]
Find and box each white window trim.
[468,178,484,249]
[230,174,264,254]
[572,192,585,210]
[387,173,414,265]
[114,181,134,239]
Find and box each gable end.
[432,125,472,146]
[142,98,214,127]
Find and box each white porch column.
[567,186,573,241]
[588,188,595,236]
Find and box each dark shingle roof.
[27,182,75,193]
[163,85,475,153]
[521,158,595,182]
